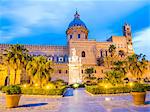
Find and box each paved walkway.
[0,88,150,112]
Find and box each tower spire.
[74,10,80,19]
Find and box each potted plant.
[130,83,146,105]
[2,85,21,108]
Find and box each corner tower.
[123,23,134,54]
[66,11,88,41]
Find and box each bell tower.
[123,23,131,37]
[66,11,88,41]
[123,23,134,54]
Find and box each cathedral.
[0,11,134,84]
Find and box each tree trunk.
[30,76,33,85]
[14,69,17,85]
[7,65,10,85]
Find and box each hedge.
[86,84,150,94]
[21,87,66,95]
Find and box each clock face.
[128,45,133,50]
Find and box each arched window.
[58,57,64,62]
[59,70,61,74]
[78,34,80,38]
[81,70,84,74]
[85,35,87,39]
[70,35,72,39]
[100,50,103,57]
[105,50,108,57]
[66,70,68,74]
[81,51,85,57]
[48,56,53,61]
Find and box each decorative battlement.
[0,44,68,50]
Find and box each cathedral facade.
[0,11,134,84]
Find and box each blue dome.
[68,11,87,29]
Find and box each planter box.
[131,92,146,105]
[6,94,21,108]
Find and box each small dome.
[68,11,87,29]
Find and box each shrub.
[131,83,146,92]
[21,86,66,95]
[86,84,150,94]
[46,82,56,89]
[2,85,21,95]
[53,79,66,89]
[0,86,4,91]
[143,84,150,91]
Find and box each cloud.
[133,27,150,60]
[0,0,149,43]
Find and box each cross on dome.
[74,11,80,19]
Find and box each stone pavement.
[0,88,150,112]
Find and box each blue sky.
[0,0,150,59]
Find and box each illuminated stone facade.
[0,11,136,84]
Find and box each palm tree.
[104,70,123,86]
[113,60,127,77]
[103,44,118,69]
[97,57,104,66]
[2,44,28,85]
[108,44,116,57]
[127,54,148,83]
[104,54,118,69]
[1,52,11,85]
[113,60,128,83]
[84,67,94,78]
[26,56,53,87]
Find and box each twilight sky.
[0,0,150,59]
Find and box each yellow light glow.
[104,85,108,88]
[23,84,27,88]
[46,85,50,89]
[73,83,79,88]
[129,82,133,87]
[35,83,38,87]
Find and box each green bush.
[2,85,21,95]
[131,83,146,92]
[143,84,150,91]
[86,84,150,94]
[52,79,67,89]
[0,86,4,91]
[21,86,66,95]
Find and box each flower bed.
[85,84,150,94]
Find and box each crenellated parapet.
[0,44,69,63]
